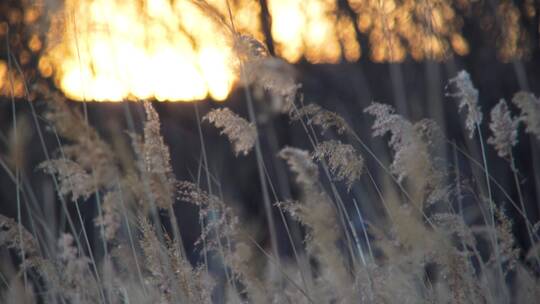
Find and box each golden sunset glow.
[35,0,499,102]
[268,0,359,63]
[348,0,470,62]
[0,60,24,98]
[496,1,529,62]
[45,0,243,102]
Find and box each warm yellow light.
[0,60,24,98]
[348,0,469,62]
[40,0,475,102]
[47,0,240,102]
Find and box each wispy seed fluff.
[42,93,117,193]
[278,147,353,301]
[234,34,269,60]
[203,108,257,156]
[0,214,41,261]
[39,159,95,201]
[512,92,540,139]
[313,140,364,191]
[363,102,416,182]
[291,103,349,134]
[234,33,299,114]
[494,206,520,272]
[487,99,519,158]
[142,101,174,178]
[278,147,319,187]
[364,103,445,206]
[141,101,175,209]
[447,70,483,138]
[243,58,299,113]
[93,190,122,241]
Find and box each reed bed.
[1,2,540,304]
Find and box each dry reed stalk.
[312,140,364,191]
[203,107,257,156]
[278,147,355,303]
[446,70,483,139]
[487,99,519,159]
[512,91,540,139]
[176,181,268,303]
[291,103,349,134]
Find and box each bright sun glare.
[12,0,484,102]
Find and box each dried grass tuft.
[43,94,118,189]
[313,140,364,190]
[512,91,540,139]
[446,70,483,138]
[203,107,257,156]
[39,159,95,201]
[487,99,519,158]
[364,102,444,205]
[278,147,319,188]
[494,206,519,273]
[291,103,349,134]
[139,101,176,209]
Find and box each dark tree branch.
[258,0,275,56]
